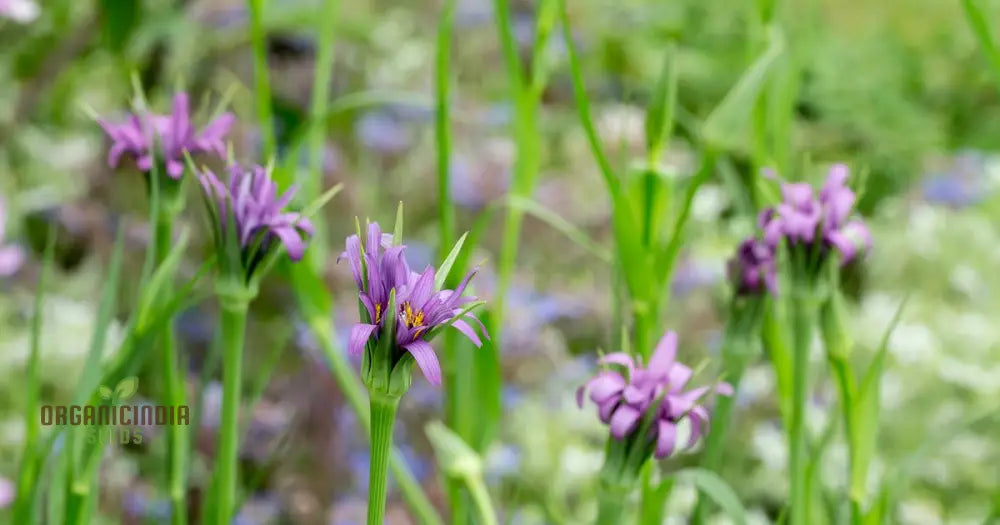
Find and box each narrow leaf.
[434,232,468,291]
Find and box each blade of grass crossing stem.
[303,0,338,269]
[248,0,277,168]
[13,225,57,523]
[702,25,785,153]
[559,0,619,197]
[961,0,1000,89]
[645,43,678,165]
[435,232,467,292]
[678,469,747,525]
[505,196,611,263]
[287,263,443,525]
[71,228,126,405]
[849,297,907,506]
[436,0,456,256]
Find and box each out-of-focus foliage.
[1,0,999,523]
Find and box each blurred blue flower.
[123,490,172,521]
[921,150,995,208]
[670,257,724,297]
[355,112,415,155]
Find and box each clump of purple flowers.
[99,93,234,179]
[341,222,487,387]
[0,197,24,277]
[577,331,732,459]
[729,164,871,294]
[198,163,314,279]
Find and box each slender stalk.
[13,226,56,522]
[595,488,626,525]
[304,0,339,266]
[367,392,401,525]
[247,0,276,162]
[466,477,499,525]
[155,215,188,525]
[435,0,456,256]
[692,339,752,524]
[216,301,248,524]
[789,290,816,525]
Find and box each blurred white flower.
[0,0,39,23]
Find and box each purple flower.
[198,164,313,272]
[340,222,487,386]
[727,238,776,295]
[0,197,24,277]
[99,93,234,179]
[577,331,732,459]
[757,164,871,266]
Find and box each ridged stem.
[367,392,401,525]
[215,300,248,524]
[155,215,188,525]
[789,292,816,525]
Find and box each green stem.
[466,477,499,525]
[595,488,626,525]
[247,0,276,163]
[13,226,56,523]
[435,0,456,257]
[156,216,188,525]
[367,392,401,525]
[789,292,816,525]
[216,301,248,524]
[692,337,752,523]
[303,0,339,268]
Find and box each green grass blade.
[71,227,125,405]
[559,0,620,198]
[678,468,747,525]
[248,0,277,169]
[505,196,611,263]
[303,0,340,269]
[849,296,907,503]
[436,0,456,257]
[702,25,785,152]
[645,43,678,165]
[435,232,468,291]
[960,0,1000,88]
[12,225,57,523]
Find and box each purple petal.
[365,223,383,259]
[609,405,641,439]
[687,406,709,448]
[585,372,626,405]
[340,235,364,288]
[667,363,692,392]
[598,352,636,372]
[407,266,436,309]
[0,246,25,277]
[654,419,677,459]
[271,226,306,260]
[348,323,378,357]
[451,319,483,347]
[597,398,618,423]
[404,339,442,386]
[647,331,677,377]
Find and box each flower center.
[402,301,425,328]
[374,303,383,324]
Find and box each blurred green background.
[1,0,999,523]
